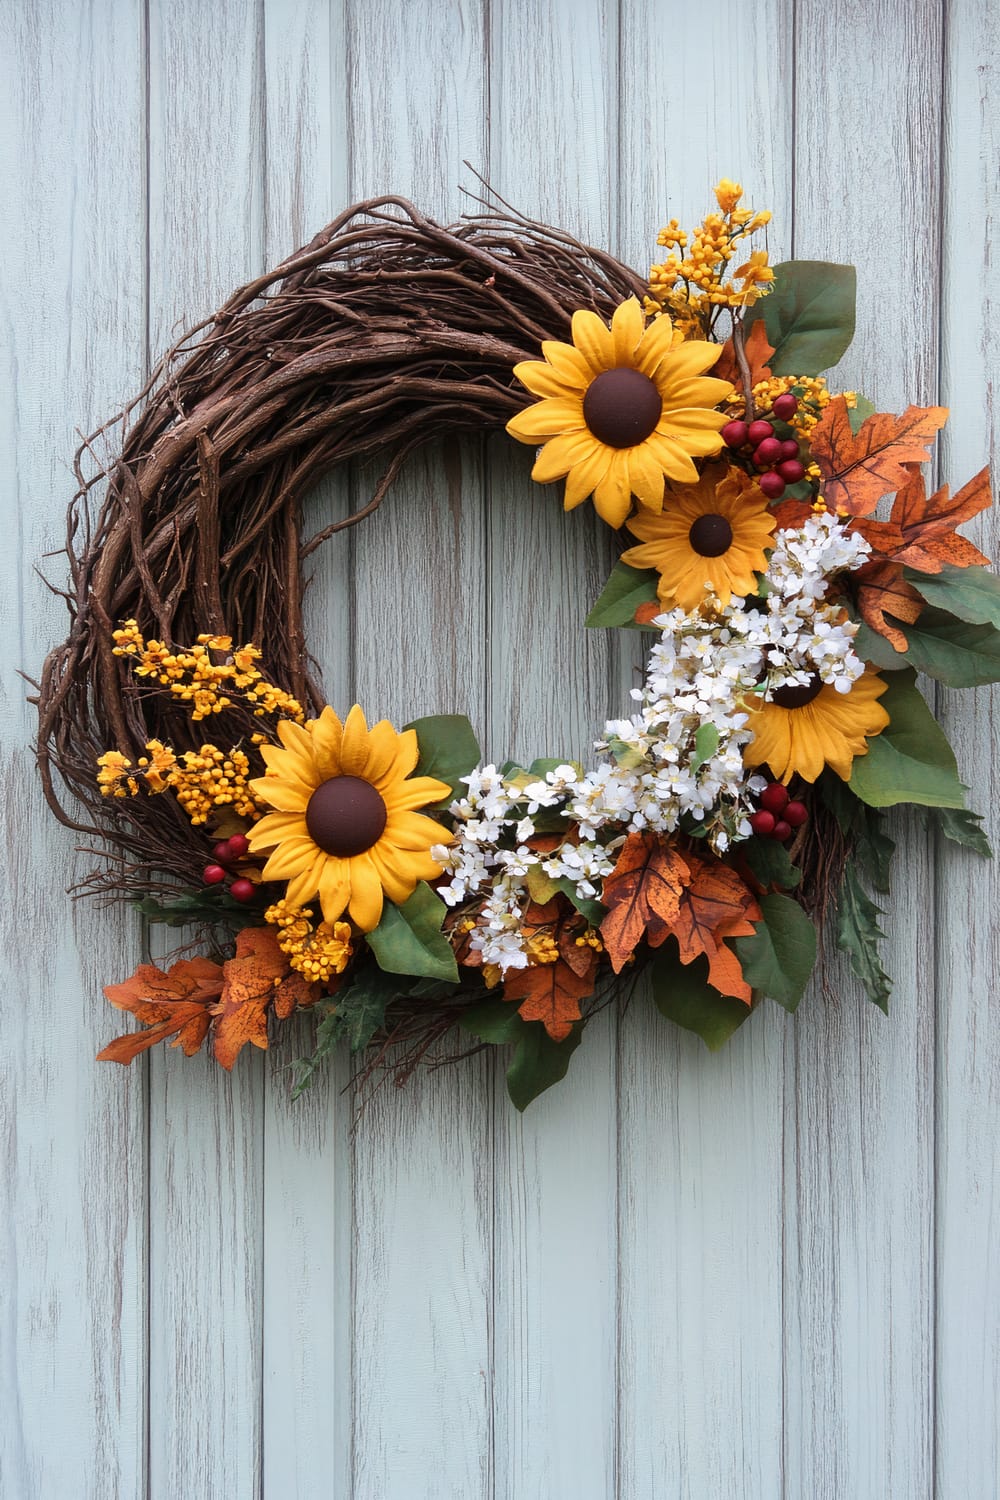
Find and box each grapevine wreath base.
[34,180,999,1107]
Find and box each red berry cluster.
[203,833,256,902]
[749,782,807,844]
[720,391,805,501]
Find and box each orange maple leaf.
[211,927,319,1071]
[98,956,224,1064]
[854,558,925,651]
[672,855,761,1002]
[599,832,692,973]
[810,397,948,517]
[503,952,597,1041]
[713,319,775,388]
[770,497,815,531]
[887,463,991,573]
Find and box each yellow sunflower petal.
[570,308,614,373]
[634,314,679,376]
[645,434,700,485]
[661,340,732,381]
[318,860,352,924]
[347,853,384,932]
[285,855,326,911]
[261,836,321,882]
[592,450,633,527]
[339,704,370,775]
[382,780,452,816]
[532,430,603,484]
[384,809,453,848]
[507,397,586,443]
[611,297,645,363]
[363,718,402,784]
[540,339,594,385]
[510,361,586,399]
[626,444,666,513]
[250,778,310,813]
[246,809,310,850]
[367,845,419,905]
[310,705,344,779]
[562,446,612,510]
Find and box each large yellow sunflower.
[619,463,775,610]
[246,705,453,932]
[505,297,734,528]
[743,670,890,784]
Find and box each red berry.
[772,392,798,420]
[747,419,774,445]
[750,809,776,837]
[772,820,792,842]
[759,471,786,499]
[753,437,783,466]
[227,833,250,858]
[784,800,808,828]
[203,864,227,885]
[779,439,801,460]
[229,878,256,903]
[721,419,750,448]
[212,840,232,864]
[777,459,806,483]
[759,783,789,815]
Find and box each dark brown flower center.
[305,775,387,857]
[688,512,733,557]
[582,367,663,448]
[770,674,824,710]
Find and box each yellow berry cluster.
[265,900,353,985]
[111,620,305,724]
[525,932,560,966]
[574,928,603,954]
[96,750,138,798]
[96,739,262,825]
[645,180,774,334]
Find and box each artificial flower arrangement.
[35,180,998,1107]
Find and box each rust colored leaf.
[713,318,775,387]
[770,497,815,530]
[634,600,662,626]
[888,463,991,573]
[98,956,223,1064]
[854,558,925,651]
[672,855,760,1002]
[599,832,692,973]
[211,927,319,1070]
[503,955,596,1041]
[810,397,948,517]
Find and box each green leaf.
[403,713,481,805]
[732,893,816,1012]
[760,260,857,376]
[131,887,257,931]
[585,561,659,628]
[905,564,1000,629]
[460,1002,584,1109]
[924,804,993,858]
[847,393,876,434]
[292,967,401,1095]
[849,669,967,809]
[367,881,459,982]
[551,878,605,928]
[738,836,801,890]
[650,944,753,1050]
[835,865,891,1013]
[692,722,720,771]
[869,606,1000,687]
[816,774,895,891]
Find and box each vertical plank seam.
[141,3,153,1495]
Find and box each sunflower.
[619,463,775,611]
[505,297,734,528]
[743,670,890,784]
[246,705,453,932]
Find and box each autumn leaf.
[887,464,991,573]
[211,927,319,1071]
[810,397,948,517]
[98,956,224,1064]
[713,319,775,387]
[634,600,662,626]
[599,832,692,973]
[503,953,596,1041]
[854,558,925,651]
[770,497,815,530]
[672,855,761,1002]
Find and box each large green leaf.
[849,669,967,809]
[760,260,857,375]
[861,606,1000,687]
[403,713,481,805]
[905,564,1000,629]
[732,893,817,1012]
[924,804,993,858]
[650,945,753,1050]
[460,1001,584,1110]
[738,836,801,891]
[585,561,659,628]
[367,881,459,982]
[835,865,891,1013]
[817,774,896,892]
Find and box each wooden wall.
[1,1,997,1495]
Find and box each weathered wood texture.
[2,1,998,1496]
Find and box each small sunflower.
[619,463,776,611]
[247,705,453,932]
[505,297,734,528]
[743,670,890,784]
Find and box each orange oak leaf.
[211,927,319,1070]
[770,497,815,530]
[854,558,925,651]
[887,463,991,573]
[599,832,692,973]
[634,599,662,626]
[97,956,224,1064]
[810,397,948,517]
[672,855,761,1003]
[503,952,597,1041]
[713,319,775,388]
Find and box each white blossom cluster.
[432,511,871,975]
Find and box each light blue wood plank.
[935,0,1000,1491]
[145,2,267,1494]
[0,3,148,1496]
[782,3,941,1495]
[615,5,792,1494]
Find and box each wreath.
[34,179,998,1109]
